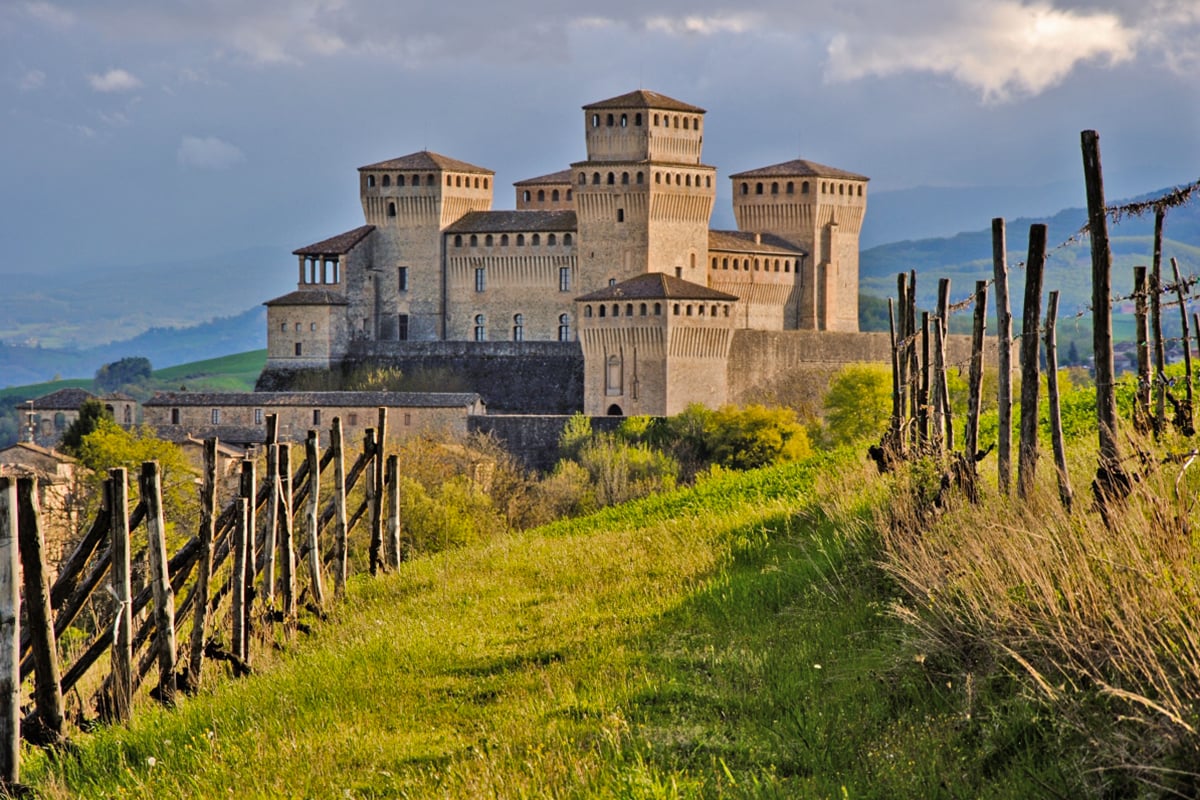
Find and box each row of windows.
[574,170,713,189]
[582,302,732,318]
[185,408,412,428]
[522,188,573,203]
[367,173,490,190]
[710,256,794,273]
[472,313,572,342]
[589,112,701,130]
[454,232,573,248]
[281,322,320,332]
[474,267,573,293]
[739,180,862,197]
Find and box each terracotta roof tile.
[443,210,577,234]
[583,90,705,114]
[575,273,738,302]
[263,289,349,306]
[729,159,869,181]
[293,225,375,256]
[143,391,483,408]
[24,388,95,410]
[708,230,807,256]
[359,150,493,175]
[513,169,574,186]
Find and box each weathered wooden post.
[896,274,909,446]
[1018,224,1046,499]
[278,444,296,627]
[231,464,250,664]
[16,476,64,740]
[932,278,952,453]
[963,279,988,500]
[1171,257,1194,434]
[108,468,133,723]
[305,430,325,609]
[992,217,1013,494]
[1045,291,1073,512]
[331,417,348,596]
[1082,129,1128,511]
[140,461,177,706]
[263,437,279,608]
[887,298,903,459]
[1152,208,1167,435]
[1134,266,1152,432]
[366,428,382,576]
[238,458,256,661]
[370,408,387,575]
[919,311,930,445]
[0,477,19,782]
[906,270,919,451]
[386,454,401,569]
[187,438,218,690]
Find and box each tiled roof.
[513,169,574,186]
[583,90,705,114]
[101,391,137,402]
[575,273,738,302]
[24,388,95,410]
[359,150,493,175]
[443,210,578,234]
[0,441,78,463]
[143,391,484,409]
[729,159,869,181]
[263,289,349,306]
[708,230,807,256]
[293,225,375,256]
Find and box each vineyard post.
[278,444,296,627]
[888,297,902,459]
[992,217,1013,494]
[263,435,279,608]
[1134,266,1152,432]
[919,311,930,445]
[0,477,19,783]
[238,458,256,661]
[1171,257,1194,433]
[1018,224,1046,499]
[964,280,988,488]
[365,429,380,575]
[187,438,218,690]
[386,454,401,569]
[906,270,919,450]
[108,468,133,722]
[370,408,387,575]
[17,477,64,739]
[331,417,348,596]
[935,278,952,453]
[1045,291,1073,512]
[232,465,249,663]
[305,430,325,610]
[140,461,177,707]
[1152,208,1166,435]
[896,274,909,449]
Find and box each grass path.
[24,454,1073,798]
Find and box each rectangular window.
[475,268,486,292]
[171,408,180,425]
[295,342,303,356]
[254,408,264,425]
[313,409,321,426]
[404,413,412,426]
[211,408,221,424]
[397,313,409,341]
[559,267,571,292]
[398,266,409,292]
[348,413,358,426]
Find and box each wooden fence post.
[1082,129,1128,511]
[933,278,952,454]
[1018,224,1047,499]
[1152,208,1166,435]
[896,274,909,447]
[0,477,19,783]
[1134,265,1152,432]
[232,470,249,664]
[140,461,177,706]
[305,431,325,610]
[386,454,401,569]
[919,311,930,446]
[1045,291,1073,512]
[108,468,133,723]
[238,458,256,662]
[371,409,387,575]
[366,428,381,576]
[332,417,348,596]
[1170,257,1194,434]
[263,439,279,609]
[964,280,988,460]
[906,270,919,451]
[187,438,217,690]
[887,297,903,459]
[992,217,1013,494]
[16,476,64,740]
[278,444,296,627]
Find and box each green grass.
[149,349,266,392]
[22,453,1077,798]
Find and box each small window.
[211,408,221,424]
[516,234,525,246]
[313,409,321,426]
[635,113,642,125]
[607,172,615,185]
[397,174,406,187]
[532,233,540,246]
[280,322,287,332]
[295,322,301,332]
[382,175,391,187]
[579,172,587,184]
[404,413,412,426]
[387,202,396,217]
[584,305,593,318]
[469,234,478,246]
[771,182,779,194]
[598,305,606,318]
[741,182,749,195]
[617,209,624,223]
[474,314,486,341]
[501,234,509,246]
[620,113,627,127]
[475,268,486,292]
[563,233,572,245]
[756,183,764,195]
[548,233,557,246]
[513,313,524,342]
[622,172,629,185]
[348,413,358,426]
[625,303,633,316]
[398,313,408,340]
[426,174,433,185]
[639,303,647,316]
[310,322,317,332]
[552,189,559,202]
[295,342,302,356]
[654,303,662,315]
[591,113,600,127]
[606,113,614,126]
[455,234,463,247]
[255,408,264,425]
[786,181,794,194]
[566,189,572,201]
[683,117,689,130]
[675,266,682,278]
[858,185,863,197]
[485,234,493,246]
[412,174,421,186]
[655,172,661,184]
[523,190,531,203]
[802,181,810,194]
[636,172,644,184]
[673,303,680,316]
[367,175,376,188]
[558,313,570,342]
[559,267,571,292]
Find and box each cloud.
[823,1,1138,101]
[18,69,45,91]
[644,13,762,36]
[87,68,142,92]
[24,1,73,28]
[176,135,245,170]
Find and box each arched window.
[566,189,572,201]
[474,314,486,341]
[683,117,689,130]
[706,176,711,187]
[636,172,644,184]
[412,174,421,186]
[698,305,705,316]
[593,172,601,185]
[673,115,680,128]
[685,175,692,187]
[617,209,624,222]
[592,113,600,127]
[655,172,662,184]
[367,175,376,188]
[382,175,391,187]
[673,303,680,315]
[387,202,396,217]
[537,189,545,202]
[516,234,525,246]
[469,234,478,246]
[756,182,764,195]
[802,181,810,194]
[531,233,540,246]
[786,181,794,194]
[606,355,622,395]
[523,190,531,203]
[458,175,464,187]
[620,113,627,127]
[654,303,662,315]
[839,183,845,195]
[784,260,791,273]
[611,304,619,317]
[606,113,614,126]
[558,313,570,341]
[625,303,633,316]
[599,305,606,318]
[771,182,779,194]
[513,313,524,342]
[397,174,406,187]
[446,175,452,187]
[552,189,560,201]
[858,185,863,197]
[607,172,615,185]
[722,257,729,269]
[584,305,593,318]
[547,233,557,246]
[621,172,629,185]
[686,304,693,316]
[712,257,718,270]
[635,113,642,126]
[483,178,489,189]
[654,113,660,125]
[754,259,760,271]
[563,233,573,245]
[741,182,749,195]
[579,172,586,184]
[639,303,647,316]
[454,234,463,247]
[426,174,433,185]
[485,234,493,246]
[500,234,509,246]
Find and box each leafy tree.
[60,397,112,454]
[94,356,152,392]
[821,363,892,446]
[708,405,811,469]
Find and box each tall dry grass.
[878,438,1200,795]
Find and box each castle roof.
[575,273,738,303]
[293,225,375,256]
[729,159,869,182]
[144,391,483,409]
[359,150,493,175]
[24,388,94,410]
[444,210,577,234]
[263,289,350,307]
[513,169,574,186]
[584,89,705,114]
[708,230,807,256]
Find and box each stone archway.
[606,404,623,416]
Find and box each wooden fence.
[0,408,398,788]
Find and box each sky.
[2,0,1199,276]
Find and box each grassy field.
[22,452,1076,798]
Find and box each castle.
[263,89,880,416]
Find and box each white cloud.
[177,135,245,170]
[824,1,1138,101]
[644,13,761,36]
[87,68,142,93]
[25,1,73,28]
[18,69,45,91]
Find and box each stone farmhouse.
[15,388,138,449]
[261,89,893,416]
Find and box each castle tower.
[357,151,494,340]
[728,160,868,332]
[572,91,716,292]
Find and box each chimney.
[754,232,761,245]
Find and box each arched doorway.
[607,404,623,416]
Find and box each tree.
[821,363,892,446]
[60,397,111,454]
[94,356,152,392]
